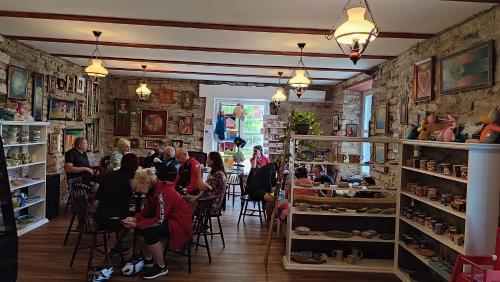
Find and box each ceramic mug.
[453,165,463,177]
[442,164,452,175]
[332,249,344,262]
[434,223,445,235]
[460,167,468,180]
[427,160,437,172]
[348,154,363,164]
[427,188,439,201]
[419,159,428,170]
[412,158,420,168]
[351,248,363,261]
[346,254,358,265]
[336,154,347,163]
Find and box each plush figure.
[480,107,500,143]
[438,115,458,142]
[418,118,448,140]
[406,124,420,139]
[462,122,485,142]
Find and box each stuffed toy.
[418,116,448,140]
[480,107,500,143]
[438,115,458,142]
[462,122,485,142]
[406,124,420,139]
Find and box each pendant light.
[84,31,109,85]
[288,43,311,98]
[272,71,287,106]
[326,0,379,65]
[136,65,152,101]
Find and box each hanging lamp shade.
[288,69,311,89]
[272,87,287,103]
[85,58,108,78]
[136,65,152,100]
[334,7,377,44]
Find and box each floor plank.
[18,199,400,281]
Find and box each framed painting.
[57,78,66,90]
[49,132,62,153]
[181,92,193,109]
[92,118,100,152]
[159,88,175,104]
[63,128,84,153]
[76,76,85,94]
[145,140,155,149]
[114,99,131,136]
[374,143,388,164]
[85,123,93,152]
[375,103,389,134]
[413,57,434,103]
[346,124,358,137]
[47,75,56,94]
[7,66,28,100]
[441,40,494,94]
[32,72,44,121]
[66,75,76,92]
[332,114,340,131]
[172,139,183,148]
[179,116,193,135]
[400,96,408,125]
[94,86,100,114]
[86,80,93,116]
[75,100,84,121]
[130,138,139,149]
[140,110,168,136]
[48,98,75,120]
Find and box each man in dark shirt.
[174,148,201,195]
[64,137,95,185]
[155,146,179,182]
[142,140,165,168]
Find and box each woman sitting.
[95,153,138,255]
[108,138,130,171]
[122,168,193,280]
[293,167,318,197]
[188,152,226,210]
[249,145,269,170]
[247,162,277,203]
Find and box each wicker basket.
[293,195,396,210]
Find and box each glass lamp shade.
[288,69,311,88]
[272,88,287,103]
[84,58,108,78]
[136,83,152,98]
[334,7,377,45]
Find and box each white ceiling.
[0,0,496,85]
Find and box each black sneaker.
[142,264,168,280]
[144,257,154,268]
[109,245,129,256]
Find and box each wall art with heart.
[413,57,434,103]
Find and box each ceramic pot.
[332,249,344,262]
[419,159,428,170]
[427,160,437,172]
[460,167,468,180]
[348,154,363,163]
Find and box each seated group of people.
[64,138,227,280]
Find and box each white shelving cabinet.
[1,121,49,236]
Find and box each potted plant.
[292,111,320,135]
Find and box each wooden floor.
[18,199,400,281]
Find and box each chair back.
[495,227,500,270]
[72,183,98,233]
[67,177,82,191]
[100,155,111,169]
[193,196,215,234]
[239,174,248,195]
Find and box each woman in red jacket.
[122,168,193,280]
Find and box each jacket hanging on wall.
[214,113,226,141]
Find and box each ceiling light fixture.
[326,0,379,65]
[272,71,287,106]
[288,43,311,98]
[84,31,109,85]
[136,65,152,101]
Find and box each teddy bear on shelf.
[480,107,500,143]
[437,115,458,142]
[417,114,448,140]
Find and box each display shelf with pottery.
[3,141,46,148]
[293,183,397,193]
[292,207,396,218]
[398,243,450,281]
[292,231,395,243]
[401,191,466,219]
[294,160,399,169]
[13,198,45,212]
[6,161,45,170]
[282,256,394,273]
[402,166,467,184]
[9,177,45,192]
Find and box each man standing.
[64,137,95,185]
[174,148,201,195]
[142,140,165,168]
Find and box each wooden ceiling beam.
[0,11,435,39]
[9,35,394,60]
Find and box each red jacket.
[175,158,201,194]
[134,181,193,249]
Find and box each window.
[361,92,373,175]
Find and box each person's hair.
[131,168,157,191]
[74,137,86,148]
[253,145,263,154]
[295,167,308,179]
[164,146,175,158]
[363,176,376,186]
[313,164,325,173]
[154,140,165,148]
[208,151,225,175]
[117,138,130,149]
[120,153,139,178]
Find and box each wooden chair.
[208,192,227,248]
[450,228,500,282]
[64,177,82,215]
[63,178,82,246]
[193,197,215,262]
[237,174,264,228]
[225,173,240,206]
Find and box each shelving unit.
[262,115,286,156]
[1,121,49,236]
[283,135,400,273]
[396,140,500,281]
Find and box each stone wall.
[0,36,105,199]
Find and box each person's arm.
[64,162,94,175]
[136,190,173,229]
[186,164,202,194]
[108,151,121,170]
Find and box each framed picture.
[57,78,66,90]
[75,100,84,121]
[63,128,84,153]
[159,88,175,104]
[49,132,62,153]
[66,75,75,92]
[332,114,340,131]
[76,76,85,94]
[413,57,434,103]
[374,143,388,164]
[32,72,44,121]
[130,138,139,149]
[48,98,75,120]
[85,123,93,152]
[47,75,56,94]
[181,92,193,109]
[441,40,493,94]
[86,80,93,116]
[179,116,193,135]
[172,139,183,148]
[400,97,408,125]
[114,99,131,136]
[92,118,100,152]
[346,124,358,137]
[7,66,29,100]
[145,140,155,149]
[140,110,168,136]
[375,103,388,134]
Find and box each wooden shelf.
[398,242,450,281]
[282,256,394,273]
[400,217,465,254]
[3,141,46,147]
[291,135,399,144]
[10,178,45,191]
[292,207,396,218]
[291,232,395,243]
[402,166,468,184]
[401,191,466,219]
[14,199,45,212]
[0,121,49,126]
[17,218,49,236]
[293,185,397,193]
[294,160,399,169]
[7,161,45,170]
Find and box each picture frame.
[130,138,139,150]
[145,140,155,149]
[400,96,408,125]
[85,123,93,152]
[76,76,85,94]
[66,75,76,92]
[441,40,494,94]
[48,98,75,120]
[413,57,434,103]
[49,132,62,153]
[140,110,168,136]
[374,143,388,164]
[57,78,66,90]
[159,88,175,104]
[86,80,93,116]
[375,103,389,134]
[92,118,100,152]
[63,128,84,153]
[75,100,84,121]
[114,99,131,136]
[32,72,44,121]
[171,139,183,148]
[94,86,100,114]
[179,116,193,135]
[7,65,29,100]
[47,75,56,94]
[332,114,340,131]
[345,124,358,137]
[181,92,193,109]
